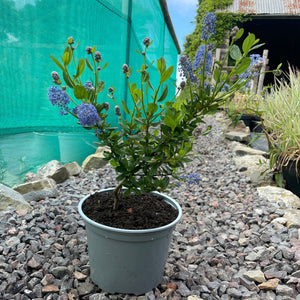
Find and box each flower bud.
[86,47,92,55]
[95,51,102,62]
[61,86,67,91]
[179,81,186,90]
[67,36,74,44]
[142,51,145,56]
[143,37,150,47]
[108,86,114,94]
[51,71,60,81]
[114,105,121,116]
[230,26,239,37]
[122,64,129,73]
[104,102,109,110]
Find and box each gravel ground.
[0,116,300,300]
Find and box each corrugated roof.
[225,0,300,15]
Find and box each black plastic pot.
[237,114,263,133]
[281,159,300,197]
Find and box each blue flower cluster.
[178,173,201,186]
[193,45,213,76]
[48,86,70,115]
[201,12,216,41]
[239,54,263,87]
[178,55,197,83]
[84,81,94,90]
[76,103,101,127]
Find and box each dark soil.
[82,191,179,230]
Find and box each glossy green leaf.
[85,58,94,71]
[157,84,168,102]
[62,47,72,66]
[74,85,88,99]
[50,55,65,72]
[242,33,256,53]
[101,62,108,70]
[121,100,129,114]
[230,45,242,61]
[63,71,74,88]
[157,57,166,74]
[76,58,85,78]
[147,103,158,115]
[235,28,244,40]
[235,57,251,75]
[160,66,174,83]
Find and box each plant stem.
[112,179,125,210]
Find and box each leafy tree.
[183,0,250,59]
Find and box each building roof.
[225,0,300,16]
[159,0,181,54]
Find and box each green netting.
[0,0,179,186]
[0,0,178,134]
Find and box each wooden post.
[257,49,269,94]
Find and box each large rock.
[64,161,81,176]
[234,155,273,186]
[0,183,31,211]
[225,121,251,143]
[13,178,58,202]
[257,186,300,209]
[82,146,110,172]
[37,160,69,183]
[283,209,300,229]
[231,142,268,157]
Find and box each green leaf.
[96,80,105,93]
[230,45,242,61]
[242,33,256,53]
[101,62,108,70]
[63,71,74,88]
[91,46,96,53]
[74,85,88,99]
[62,47,72,66]
[235,28,244,40]
[110,159,119,167]
[157,84,168,102]
[121,100,129,114]
[76,58,85,78]
[160,66,174,83]
[250,42,264,51]
[157,57,166,74]
[147,103,158,115]
[213,67,221,82]
[141,71,149,82]
[85,58,94,71]
[50,55,65,72]
[235,57,251,75]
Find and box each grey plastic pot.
[78,188,182,295]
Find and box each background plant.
[184,0,250,59]
[260,67,300,173]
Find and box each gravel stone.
[1,115,300,299]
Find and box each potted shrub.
[48,13,276,294]
[260,67,300,197]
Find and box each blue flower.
[201,12,216,41]
[178,55,197,83]
[77,103,100,127]
[193,45,213,76]
[239,54,263,87]
[178,173,201,186]
[84,81,94,90]
[48,86,70,115]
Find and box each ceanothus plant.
[48,13,279,211]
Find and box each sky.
[166,0,198,53]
